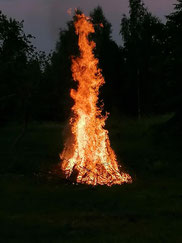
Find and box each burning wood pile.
[60,13,132,186]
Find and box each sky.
[0,0,177,53]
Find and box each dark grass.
[0,115,182,242]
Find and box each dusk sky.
[0,0,176,53]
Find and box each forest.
[0,0,182,242]
[1,0,182,125]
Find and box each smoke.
[67,8,73,16]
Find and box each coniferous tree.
[120,0,165,116]
[44,11,80,121]
[90,6,125,114]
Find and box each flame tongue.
[60,13,132,186]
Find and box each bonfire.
[60,13,132,186]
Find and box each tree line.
[1,0,182,127]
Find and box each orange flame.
[60,13,132,186]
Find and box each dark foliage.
[1,3,182,241]
[0,11,47,125]
[0,1,182,126]
[164,0,182,129]
[120,0,166,116]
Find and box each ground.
[0,115,182,243]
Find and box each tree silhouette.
[0,11,44,126]
[165,0,182,129]
[43,11,80,121]
[120,0,165,116]
[47,7,125,120]
[90,6,125,114]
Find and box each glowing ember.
[60,13,132,186]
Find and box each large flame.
[60,13,132,186]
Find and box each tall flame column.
[60,14,132,186]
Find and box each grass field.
[0,115,182,242]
